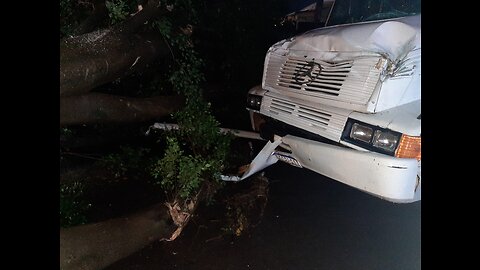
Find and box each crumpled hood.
[273,15,420,61]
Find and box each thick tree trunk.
[60,0,170,97]
[60,203,177,270]
[60,93,184,126]
[60,31,169,97]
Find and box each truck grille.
[262,95,350,142]
[278,57,353,96]
[264,54,383,108]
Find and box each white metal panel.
[260,94,350,142]
[278,15,420,61]
[348,100,421,136]
[264,53,383,112]
[262,15,421,114]
[282,135,420,203]
[375,48,421,112]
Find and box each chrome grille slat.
[270,107,293,114]
[283,66,351,73]
[298,114,329,126]
[298,107,330,120]
[270,102,295,111]
[271,99,296,107]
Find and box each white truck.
[242,0,421,203]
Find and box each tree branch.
[114,0,168,35]
[60,93,184,126]
[60,30,169,96]
[60,202,177,270]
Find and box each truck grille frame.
[263,53,384,110]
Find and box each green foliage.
[152,139,204,198]
[151,136,228,199]
[60,181,91,228]
[106,0,131,24]
[151,137,182,190]
[147,1,232,201]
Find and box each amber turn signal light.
[395,135,421,160]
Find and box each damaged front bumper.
[224,134,420,203]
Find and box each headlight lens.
[343,119,420,159]
[372,130,399,153]
[342,119,404,157]
[350,123,373,143]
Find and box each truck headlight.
[341,119,421,160]
[350,123,374,143]
[372,130,399,152]
[342,119,402,156]
[246,94,263,111]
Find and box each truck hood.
[273,15,421,62]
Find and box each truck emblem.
[293,60,322,84]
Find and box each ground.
[105,163,421,270]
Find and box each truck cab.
[245,0,421,203]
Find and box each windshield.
[326,0,421,26]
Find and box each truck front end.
[245,2,421,203]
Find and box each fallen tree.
[59,156,203,270]
[60,93,184,126]
[60,30,168,97]
[60,197,197,270]
[60,0,170,96]
[60,0,181,127]
[60,1,233,269]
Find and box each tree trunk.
[60,31,169,97]
[60,93,184,126]
[60,0,170,97]
[60,203,177,270]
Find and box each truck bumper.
[279,134,420,203]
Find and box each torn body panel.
[243,9,421,203]
[221,139,281,182]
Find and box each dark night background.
[5,0,459,269]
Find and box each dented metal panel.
[263,15,421,113]
[281,135,420,203]
[374,48,421,112]
[273,15,420,61]
[245,13,421,203]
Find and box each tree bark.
[60,0,171,97]
[60,203,177,270]
[60,93,184,126]
[60,31,169,97]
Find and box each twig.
[61,151,104,161]
[205,234,225,243]
[162,35,176,60]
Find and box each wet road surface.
[107,163,421,270]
